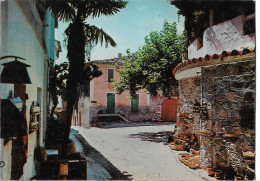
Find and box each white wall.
[0,0,50,179]
[188,15,255,59]
[0,140,12,180]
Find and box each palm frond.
[85,24,117,47]
[83,0,128,18]
[46,0,75,22]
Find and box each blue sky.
[55,0,184,64]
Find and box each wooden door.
[161,97,178,121]
[107,93,115,113]
[131,94,139,113]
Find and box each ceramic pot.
[177,145,185,151]
[214,170,222,180]
[207,167,215,177]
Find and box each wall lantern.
[0,56,32,84]
[195,72,201,86]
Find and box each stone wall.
[176,77,201,136]
[200,59,255,178]
[176,58,255,178]
[89,106,150,123]
[89,95,178,123]
[149,96,164,121]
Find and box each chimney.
[118,53,122,58]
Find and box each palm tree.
[47,0,127,157]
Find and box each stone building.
[0,0,55,179]
[171,0,255,179]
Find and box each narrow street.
[71,123,217,181]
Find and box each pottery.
[214,170,222,179]
[207,167,215,176]
[188,160,200,169]
[175,139,181,144]
[169,144,178,150]
[177,145,185,151]
[191,149,200,155]
[191,134,195,140]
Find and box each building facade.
[171,1,255,179]
[0,0,55,179]
[72,54,179,127]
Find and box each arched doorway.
[161,97,178,121]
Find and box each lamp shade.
[1,60,32,84]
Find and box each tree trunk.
[61,17,86,158]
[50,100,58,120]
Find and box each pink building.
[72,54,179,127]
[89,55,150,123]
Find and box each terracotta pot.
[191,134,195,140]
[188,161,200,169]
[169,144,177,150]
[207,167,215,177]
[191,149,200,155]
[177,145,185,151]
[175,139,181,144]
[214,170,222,180]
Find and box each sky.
[55,0,184,64]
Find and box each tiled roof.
[173,48,255,75]
[90,58,124,65]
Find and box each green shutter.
[131,94,139,113]
[107,93,115,113]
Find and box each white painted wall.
[188,15,255,59]
[175,67,201,80]
[0,0,53,179]
[21,132,38,180]
[1,140,12,180]
[76,96,90,128]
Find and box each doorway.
[131,94,139,113]
[161,97,178,121]
[107,93,115,113]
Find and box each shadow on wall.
[239,92,255,130]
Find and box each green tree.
[113,21,185,98]
[48,62,68,120]
[47,0,127,157]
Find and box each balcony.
[188,14,255,60]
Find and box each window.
[107,69,114,82]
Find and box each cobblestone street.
[72,123,217,181]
